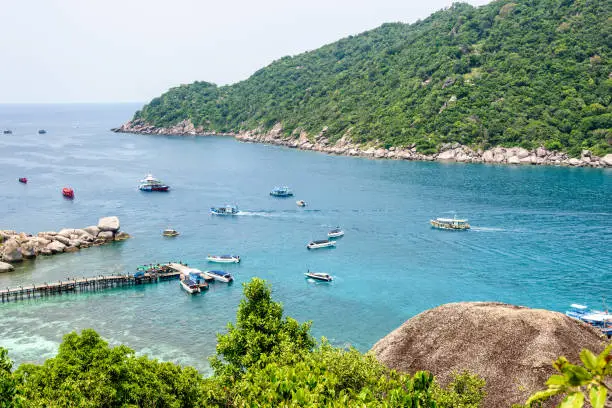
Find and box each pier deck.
[0,271,181,303]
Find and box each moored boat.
[207,254,240,263]
[18,177,27,184]
[62,187,74,199]
[138,174,170,192]
[327,227,344,238]
[296,200,306,207]
[430,217,470,230]
[162,228,179,237]
[180,279,201,294]
[270,186,293,197]
[304,271,333,282]
[38,129,46,134]
[202,270,234,283]
[210,205,239,215]
[565,304,612,338]
[307,239,336,250]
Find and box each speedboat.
[210,205,239,215]
[3,130,12,134]
[138,174,170,192]
[430,217,470,230]
[304,271,333,282]
[328,227,344,238]
[207,254,240,263]
[62,187,74,199]
[296,200,306,207]
[18,177,27,184]
[307,239,336,250]
[565,304,612,338]
[203,270,234,283]
[180,279,201,294]
[162,228,179,237]
[270,186,293,197]
[38,129,47,134]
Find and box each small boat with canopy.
[430,217,470,230]
[327,227,344,238]
[203,270,234,283]
[162,228,179,237]
[180,279,201,294]
[270,186,293,197]
[210,205,239,215]
[207,254,240,263]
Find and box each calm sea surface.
[0,104,610,373]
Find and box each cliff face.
[371,302,609,408]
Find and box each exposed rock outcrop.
[0,217,129,266]
[371,302,608,408]
[114,121,612,168]
[0,261,15,273]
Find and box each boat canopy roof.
[312,240,330,244]
[209,270,230,276]
[570,304,588,309]
[435,217,468,223]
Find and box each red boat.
[62,187,74,199]
[18,177,27,184]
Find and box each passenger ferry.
[180,278,201,294]
[139,174,170,192]
[327,227,344,238]
[210,205,239,215]
[307,239,336,250]
[203,270,234,283]
[270,186,293,197]
[207,254,240,263]
[430,217,470,230]
[304,271,333,282]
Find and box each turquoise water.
[1,104,611,373]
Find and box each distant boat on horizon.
[3,130,12,134]
[38,129,47,134]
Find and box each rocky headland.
[113,120,612,168]
[371,302,609,408]
[0,216,130,269]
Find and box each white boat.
[327,227,344,238]
[162,228,179,237]
[307,239,336,250]
[296,200,306,207]
[203,270,234,283]
[139,174,170,192]
[304,271,333,282]
[180,279,201,294]
[430,217,470,230]
[207,254,240,263]
[210,205,239,215]
[566,304,612,338]
[270,186,293,197]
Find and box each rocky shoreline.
[113,120,612,168]
[0,217,130,271]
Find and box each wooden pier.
[0,271,181,303]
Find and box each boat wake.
[238,209,322,218]
[470,226,506,232]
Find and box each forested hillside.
[133,0,611,157]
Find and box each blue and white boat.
[307,239,336,250]
[565,304,612,338]
[304,271,333,282]
[139,174,170,192]
[207,254,240,263]
[203,270,234,283]
[210,205,239,215]
[270,186,293,197]
[180,279,201,294]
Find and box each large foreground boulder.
[97,216,120,232]
[0,261,14,272]
[371,302,608,408]
[1,238,23,262]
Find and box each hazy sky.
[1,0,490,103]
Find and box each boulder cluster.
[112,119,228,137]
[0,216,129,269]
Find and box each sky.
[1,0,491,103]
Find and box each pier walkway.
[0,271,181,303]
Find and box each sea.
[0,103,610,374]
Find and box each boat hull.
[307,241,336,249]
[430,220,470,230]
[203,271,233,283]
[328,231,344,238]
[210,208,239,215]
[139,185,169,192]
[304,273,332,282]
[207,256,240,263]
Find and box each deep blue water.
[0,104,610,373]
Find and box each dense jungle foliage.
[134,0,611,157]
[0,278,487,407]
